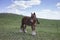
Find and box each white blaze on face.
[30,19,33,23]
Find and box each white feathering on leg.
[24,30,27,33]
[32,31,36,35]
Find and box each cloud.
[2,0,60,20]
[8,0,41,9]
[6,0,41,15]
[36,9,60,20]
[56,2,60,9]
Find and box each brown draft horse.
[20,12,39,35]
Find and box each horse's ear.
[34,12,35,15]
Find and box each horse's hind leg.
[23,24,27,33]
[20,24,24,32]
[20,23,27,33]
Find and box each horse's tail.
[36,19,40,24]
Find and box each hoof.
[32,31,36,36]
[24,30,27,33]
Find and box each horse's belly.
[26,22,32,26]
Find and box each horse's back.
[21,16,31,25]
[22,16,31,22]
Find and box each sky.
[0,0,60,20]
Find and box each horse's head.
[31,12,40,24]
[31,12,36,19]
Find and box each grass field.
[0,13,60,40]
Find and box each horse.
[20,12,39,35]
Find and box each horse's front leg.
[31,24,36,35]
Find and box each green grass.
[0,13,60,40]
